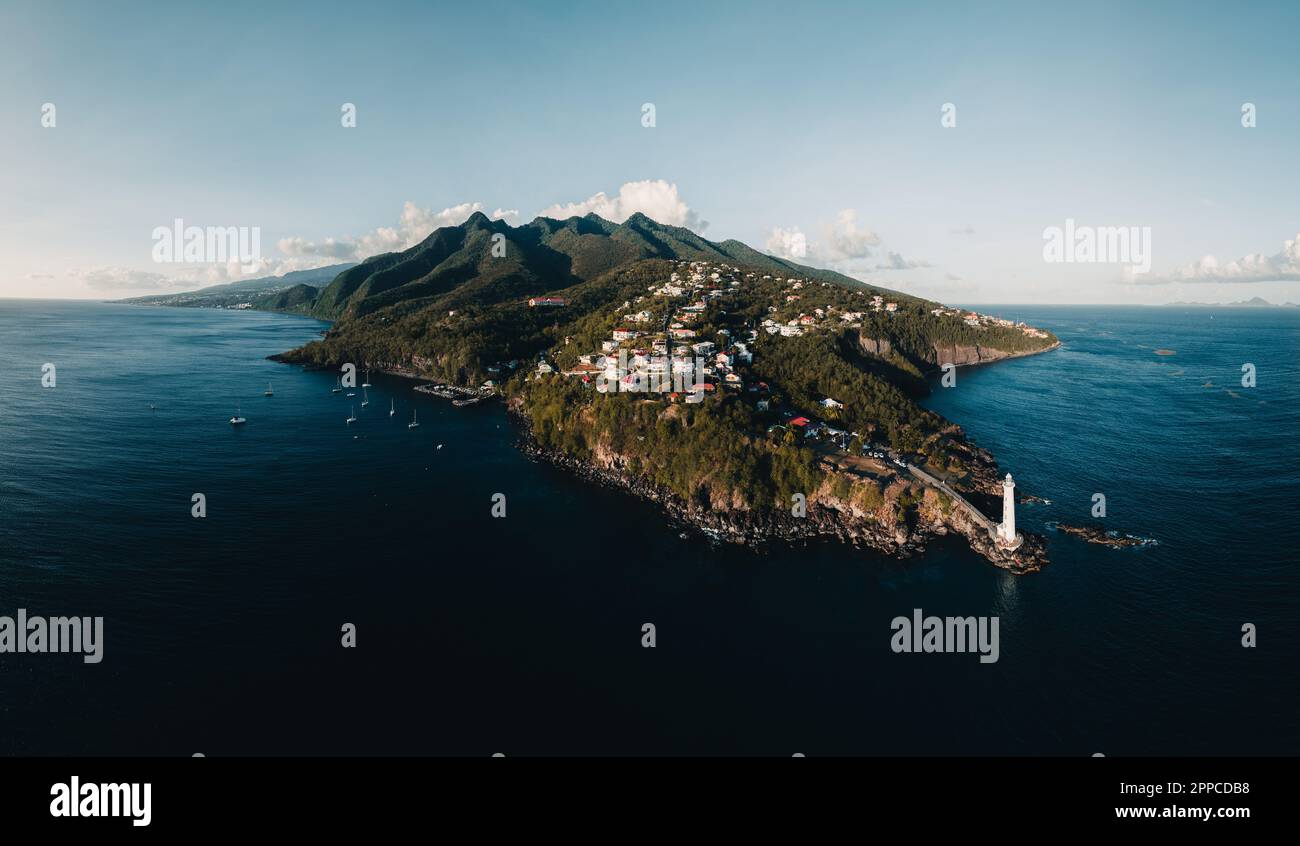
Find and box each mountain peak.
[306,208,916,320]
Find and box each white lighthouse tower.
[996,473,1022,549]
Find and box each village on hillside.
[515,258,1049,455]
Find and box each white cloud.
[1147,232,1300,284]
[765,226,808,260]
[278,201,488,261]
[822,209,881,262]
[537,179,707,231]
[276,236,357,260]
[764,208,925,274]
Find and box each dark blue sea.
[0,300,1296,755]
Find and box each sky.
[2,0,1298,304]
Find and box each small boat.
[264,382,274,397]
[362,370,372,388]
[346,392,356,398]
[332,378,342,394]
[408,409,419,429]
[346,405,357,424]
[389,398,396,417]
[230,403,246,425]
[437,444,443,450]
[361,387,370,407]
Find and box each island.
[1165,297,1297,308]
[135,212,1063,573]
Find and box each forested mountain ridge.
[302,211,917,320]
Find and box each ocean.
[0,300,1296,755]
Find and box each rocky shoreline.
[510,407,1048,574]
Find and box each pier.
[415,383,497,405]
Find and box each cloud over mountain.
[277,180,705,264]
[278,201,504,261]
[765,208,925,275]
[537,180,706,232]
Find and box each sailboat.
[264,382,274,397]
[408,409,419,429]
[347,405,357,424]
[361,387,370,407]
[332,378,342,394]
[389,398,396,417]
[362,370,372,388]
[230,403,246,425]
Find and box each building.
[528,297,568,307]
[564,362,603,378]
[995,473,1023,549]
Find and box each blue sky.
[3,0,1298,303]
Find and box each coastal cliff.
[860,335,1062,374]
[510,399,1049,574]
[926,340,1061,369]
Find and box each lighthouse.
[996,473,1021,548]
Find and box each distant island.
[123,212,1061,573]
[1165,297,1297,308]
[118,263,356,310]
